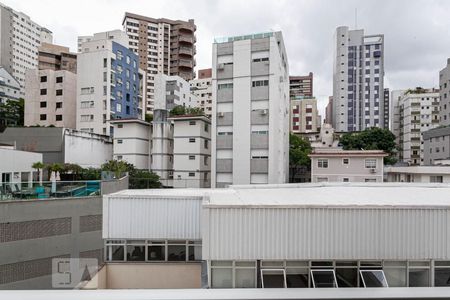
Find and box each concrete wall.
[0,196,103,289]
[86,263,201,289]
[101,175,129,195]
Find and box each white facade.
[111,119,151,170]
[63,128,113,168]
[385,166,450,183]
[0,67,20,104]
[395,90,440,165]
[0,147,42,186]
[154,74,199,110]
[24,69,77,128]
[0,3,52,96]
[212,32,289,187]
[190,77,212,118]
[333,26,384,132]
[309,149,386,182]
[76,30,129,136]
[171,116,211,188]
[150,110,174,186]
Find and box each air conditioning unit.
[261,109,268,115]
[217,63,225,70]
[218,112,224,117]
[369,168,376,173]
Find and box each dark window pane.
[147,246,164,261]
[435,269,450,286]
[111,245,124,261]
[262,273,285,288]
[336,268,358,287]
[311,270,337,288]
[360,270,388,287]
[167,245,186,261]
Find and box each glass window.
[435,265,450,287]
[360,270,388,287]
[147,244,164,261]
[335,267,357,287]
[317,159,328,168]
[126,245,145,261]
[383,261,407,287]
[286,268,309,288]
[365,158,377,168]
[311,270,338,288]
[236,268,256,288]
[261,269,286,288]
[167,243,186,261]
[343,158,349,165]
[109,245,125,261]
[409,268,429,287]
[211,268,232,288]
[188,242,202,261]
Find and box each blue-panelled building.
[111,42,141,120]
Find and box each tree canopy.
[169,105,204,117]
[339,127,397,165]
[0,98,24,130]
[289,133,312,182]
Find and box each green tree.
[339,127,397,165]
[145,113,153,123]
[129,169,161,189]
[32,161,45,183]
[289,133,312,182]
[169,105,204,117]
[0,98,24,129]
[45,163,64,180]
[101,159,133,178]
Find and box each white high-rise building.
[333,26,384,132]
[190,68,213,118]
[211,32,289,187]
[0,3,52,95]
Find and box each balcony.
[179,47,193,56]
[179,35,194,44]
[179,59,193,68]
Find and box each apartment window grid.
[365,158,377,169]
[105,239,201,262]
[317,159,328,168]
[210,259,445,289]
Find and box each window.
[252,80,269,87]
[126,55,130,64]
[116,103,122,112]
[56,115,62,121]
[317,159,328,168]
[204,156,208,166]
[40,114,46,121]
[204,140,209,149]
[56,102,62,109]
[434,261,450,286]
[261,269,286,288]
[118,124,123,128]
[56,76,63,83]
[188,172,195,177]
[189,121,196,125]
[218,83,233,89]
[188,155,195,160]
[317,177,328,182]
[365,158,377,169]
[204,124,209,132]
[40,89,47,95]
[252,57,269,62]
[343,158,349,165]
[365,178,377,182]
[189,138,195,143]
[310,270,338,288]
[56,89,63,96]
[40,76,47,83]
[40,102,47,108]
[360,270,388,287]
[81,87,94,94]
[343,178,349,182]
[117,140,123,144]
[126,243,145,261]
[148,241,164,261]
[430,176,443,183]
[103,58,107,68]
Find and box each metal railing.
[0,180,101,201]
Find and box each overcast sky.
[4,0,450,115]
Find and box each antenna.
[355,8,358,29]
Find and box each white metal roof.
[204,183,450,208]
[108,188,211,198]
[2,288,450,299]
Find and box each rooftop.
[214,31,276,43]
[386,165,450,174]
[309,149,387,156]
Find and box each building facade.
[324,96,333,125]
[76,30,142,136]
[290,97,321,133]
[171,115,211,188]
[396,89,440,165]
[38,42,77,73]
[423,127,450,166]
[154,74,199,110]
[0,3,52,95]
[24,69,77,128]
[0,67,20,105]
[122,13,196,113]
[383,88,390,129]
[439,58,450,126]
[289,73,313,98]
[309,149,386,182]
[385,165,450,183]
[190,68,213,117]
[212,32,289,187]
[333,26,384,132]
[111,119,151,170]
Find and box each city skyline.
[2,0,450,117]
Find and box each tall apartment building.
[383,88,390,129]
[324,96,333,125]
[390,90,404,146]
[122,13,196,113]
[154,74,199,110]
[333,26,384,132]
[290,97,321,133]
[76,30,143,136]
[190,68,213,117]
[171,115,211,188]
[38,42,77,72]
[212,32,289,187]
[0,67,20,104]
[289,73,313,98]
[439,58,450,125]
[396,89,440,165]
[0,3,52,95]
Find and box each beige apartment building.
[290,97,321,133]
[190,68,212,117]
[38,42,77,73]
[122,13,196,113]
[309,149,387,182]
